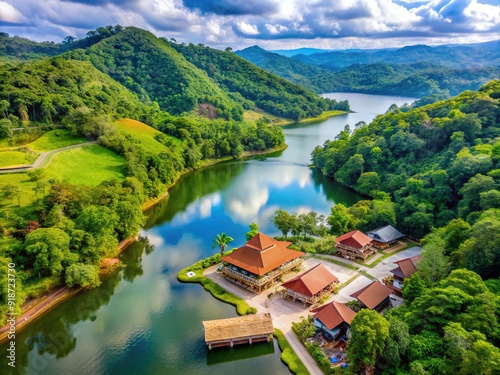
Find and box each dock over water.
[203,313,274,349]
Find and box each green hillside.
[68,27,243,119]
[238,44,500,98]
[312,79,500,250]
[0,57,150,124]
[168,41,349,120]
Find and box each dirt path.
[0,141,96,173]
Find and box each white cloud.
[237,21,259,34]
[0,1,28,24]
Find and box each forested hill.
[237,42,500,97]
[294,40,500,70]
[67,27,243,119]
[0,26,348,121]
[235,45,338,93]
[166,41,348,120]
[312,79,500,277]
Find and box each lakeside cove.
[0,93,418,374]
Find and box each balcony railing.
[223,258,303,286]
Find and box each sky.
[0,0,499,51]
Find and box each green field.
[116,118,181,154]
[0,151,36,167]
[44,144,126,185]
[28,129,88,151]
[0,172,37,217]
[243,110,290,125]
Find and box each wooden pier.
[202,313,274,350]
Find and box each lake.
[0,93,417,375]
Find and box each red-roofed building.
[311,301,357,341]
[350,281,393,311]
[389,254,423,294]
[222,233,304,293]
[335,230,375,262]
[281,264,339,304]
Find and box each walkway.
[0,141,96,173]
[204,246,422,374]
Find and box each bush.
[274,329,310,375]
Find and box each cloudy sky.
[1,0,499,50]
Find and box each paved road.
[0,142,96,173]
[204,246,423,374]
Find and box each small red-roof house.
[335,230,375,262]
[222,233,304,293]
[350,281,393,311]
[389,254,423,294]
[281,264,339,304]
[311,301,357,341]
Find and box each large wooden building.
[203,314,274,349]
[335,230,375,261]
[221,233,304,293]
[281,264,339,305]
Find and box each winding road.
[0,141,96,173]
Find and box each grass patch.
[243,110,291,125]
[364,243,416,268]
[0,150,36,167]
[116,118,181,154]
[0,172,37,215]
[274,328,310,375]
[337,274,360,291]
[28,129,87,151]
[297,110,347,124]
[314,255,359,271]
[359,270,376,281]
[177,253,255,316]
[44,144,126,185]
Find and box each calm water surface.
[1,93,417,375]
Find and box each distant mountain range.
[237,41,500,98]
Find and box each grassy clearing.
[177,253,255,316]
[297,110,347,124]
[116,118,181,154]
[0,151,36,167]
[274,328,310,375]
[28,129,87,151]
[243,110,291,125]
[44,144,125,185]
[0,172,37,217]
[364,243,416,268]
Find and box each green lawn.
[28,129,87,151]
[243,110,291,125]
[0,172,37,217]
[44,144,126,185]
[0,151,36,167]
[116,118,181,154]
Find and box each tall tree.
[212,233,234,257]
[245,222,259,241]
[347,309,390,373]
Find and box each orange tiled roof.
[281,264,338,297]
[350,281,393,310]
[336,230,373,249]
[222,233,303,276]
[311,301,357,330]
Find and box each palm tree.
[212,233,234,257]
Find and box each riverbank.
[0,142,286,344]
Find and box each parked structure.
[350,281,393,311]
[311,301,356,341]
[367,225,405,248]
[281,264,339,305]
[221,233,304,293]
[335,230,375,261]
[203,313,274,349]
[388,254,423,295]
